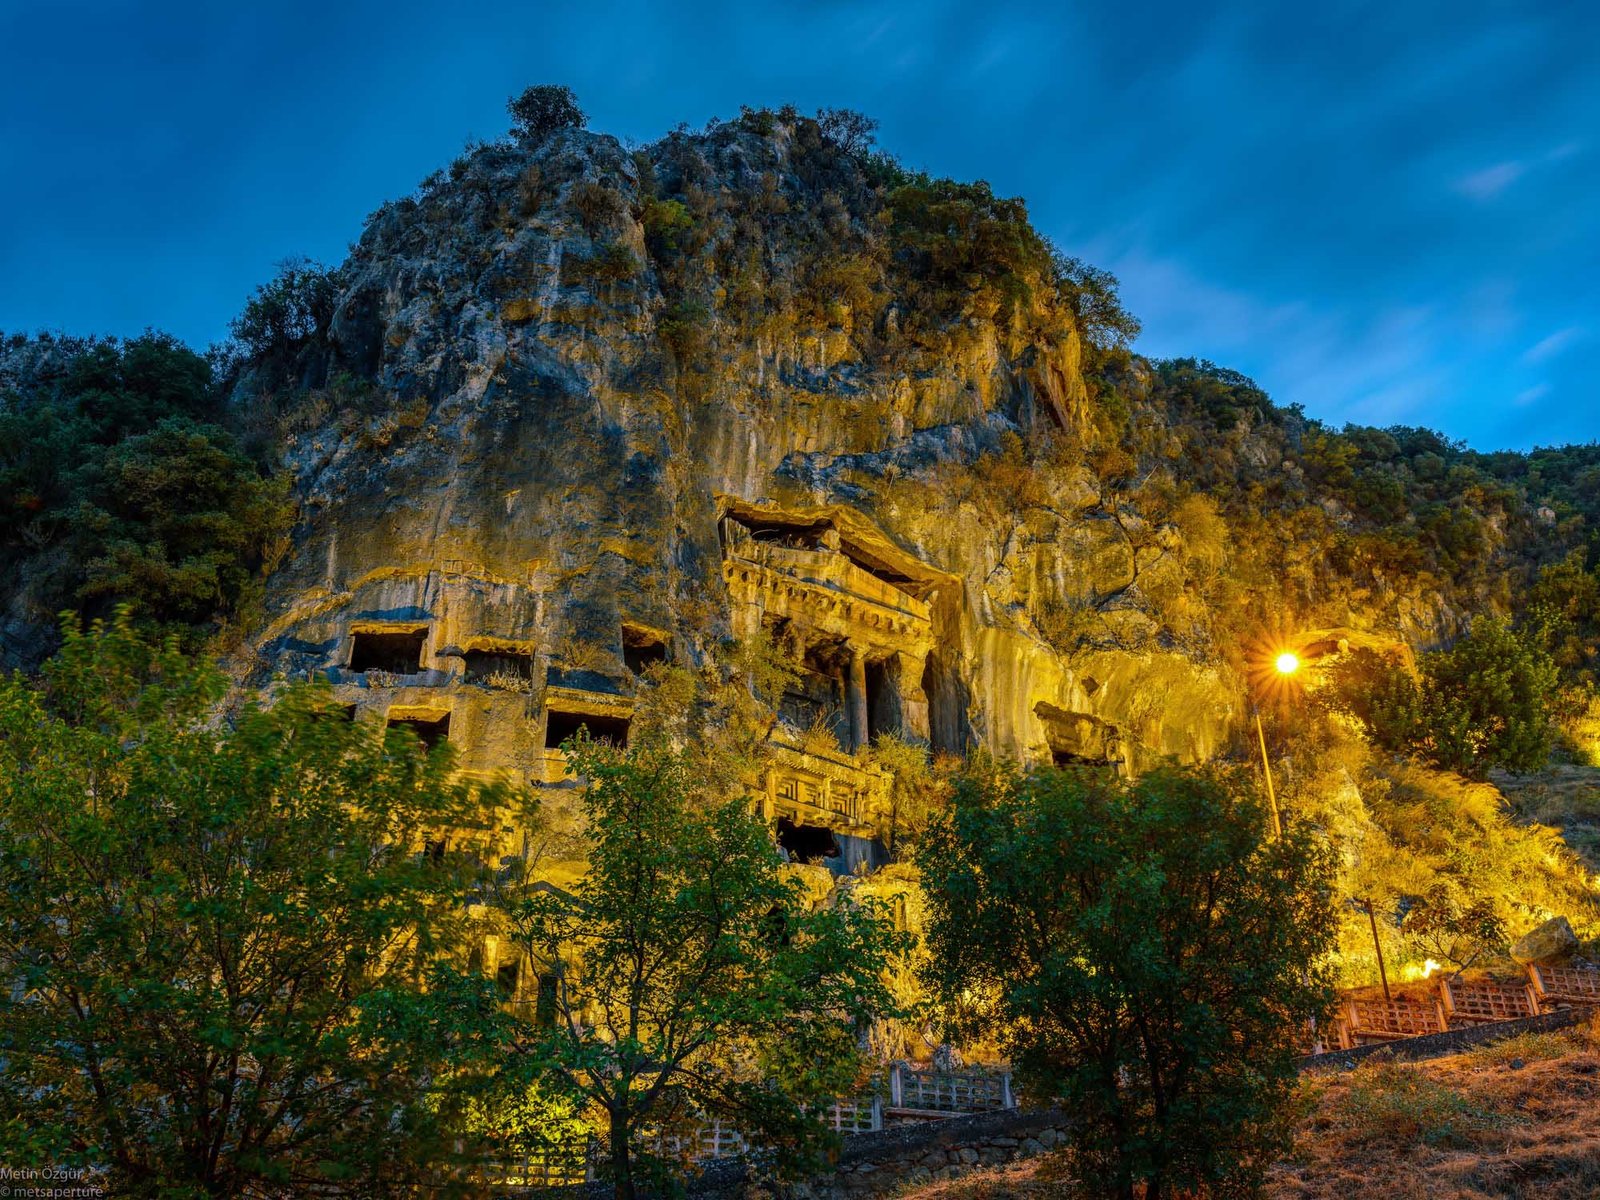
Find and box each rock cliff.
[242,111,1235,836]
[236,105,1571,917]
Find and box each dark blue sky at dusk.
[2,1,1594,450]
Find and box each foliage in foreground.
[0,613,518,1197]
[920,762,1338,1200]
[506,733,908,1200]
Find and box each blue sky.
[1,1,1594,450]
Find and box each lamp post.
[1253,651,1300,841]
[1353,897,1393,1004]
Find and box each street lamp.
[1254,651,1300,840]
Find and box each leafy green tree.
[507,84,586,144]
[1323,647,1428,754]
[1328,620,1559,777]
[0,613,517,1197]
[71,418,294,630]
[226,257,337,367]
[0,333,290,642]
[506,733,905,1200]
[1422,618,1558,774]
[920,763,1337,1200]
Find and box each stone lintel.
[765,741,886,836]
[723,557,933,659]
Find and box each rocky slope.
[240,112,1234,770]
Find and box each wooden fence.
[886,1063,1015,1116]
[1304,960,1600,1052]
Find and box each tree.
[816,107,879,157]
[507,85,586,145]
[1418,618,1558,775]
[227,257,337,365]
[506,733,905,1200]
[919,763,1336,1200]
[0,333,290,644]
[1052,251,1141,353]
[0,613,518,1196]
[71,417,294,632]
[864,732,950,861]
[1327,619,1559,777]
[1323,647,1427,755]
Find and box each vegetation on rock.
[507,84,587,145]
[0,332,292,653]
[1326,619,1560,777]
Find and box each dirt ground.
[894,1022,1600,1200]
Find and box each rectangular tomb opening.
[463,646,534,687]
[622,624,669,676]
[495,961,520,1002]
[544,708,631,750]
[349,628,428,674]
[387,710,451,752]
[776,816,842,866]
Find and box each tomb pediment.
[718,499,950,658]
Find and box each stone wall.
[653,1107,1071,1200]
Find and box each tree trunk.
[610,1116,634,1200]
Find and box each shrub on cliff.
[507,84,586,144]
[887,177,1052,326]
[225,256,337,371]
[920,762,1337,1200]
[816,107,879,156]
[0,613,518,1193]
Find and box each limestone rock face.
[1511,916,1579,965]
[241,117,1236,862]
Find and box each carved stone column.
[847,643,869,753]
[893,649,931,742]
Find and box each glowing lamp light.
[1274,651,1301,676]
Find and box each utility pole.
[1360,897,1392,1003]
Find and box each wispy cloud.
[1522,326,1584,364]
[1106,245,1458,428]
[1515,383,1551,407]
[1455,160,1525,200]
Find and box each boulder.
[1511,915,1579,965]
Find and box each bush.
[1332,1061,1497,1149]
[507,84,585,144]
[920,762,1338,1200]
[1328,620,1559,777]
[227,257,337,366]
[568,179,626,235]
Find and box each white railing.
[886,1062,1015,1114]
[474,1066,1016,1189]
